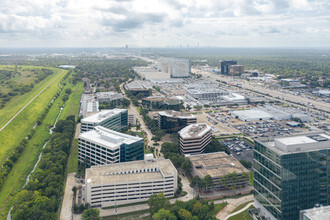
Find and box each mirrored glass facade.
[254,141,330,220]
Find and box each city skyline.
[0,0,329,48]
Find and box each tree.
[239,160,252,169]
[178,209,193,220]
[81,208,100,220]
[153,208,177,220]
[181,158,192,174]
[194,105,202,111]
[190,176,204,194]
[148,192,171,216]
[203,175,214,192]
[65,88,72,94]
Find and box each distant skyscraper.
[220,60,237,74]
[254,134,330,220]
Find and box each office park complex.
[0,48,329,220]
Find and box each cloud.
[0,0,328,47]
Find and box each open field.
[0,68,66,165]
[0,66,62,127]
[0,70,80,219]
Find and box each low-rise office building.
[179,123,212,155]
[97,92,123,104]
[142,96,181,110]
[187,152,250,191]
[158,110,197,132]
[78,126,144,166]
[254,133,330,220]
[80,109,128,133]
[85,158,177,207]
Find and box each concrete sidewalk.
[215,194,253,219]
[60,173,76,220]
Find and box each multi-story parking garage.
[84,158,177,207]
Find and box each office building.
[96,92,123,104]
[187,152,250,191]
[300,205,330,220]
[179,123,212,155]
[85,158,177,207]
[158,110,197,132]
[254,133,330,220]
[159,57,191,78]
[142,96,181,110]
[229,65,244,75]
[80,109,128,133]
[221,60,237,74]
[78,126,144,166]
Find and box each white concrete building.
[179,123,212,155]
[231,109,274,121]
[96,92,123,103]
[84,158,177,207]
[159,57,191,78]
[78,126,144,166]
[80,109,128,133]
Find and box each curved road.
[0,70,64,133]
[224,202,254,220]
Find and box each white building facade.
[84,158,178,207]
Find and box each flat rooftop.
[97,92,123,99]
[158,110,196,119]
[260,133,330,154]
[187,152,249,178]
[231,109,273,120]
[301,205,330,220]
[86,158,176,185]
[179,123,211,138]
[81,109,126,124]
[79,126,143,149]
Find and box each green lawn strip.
[230,201,254,214]
[250,171,254,186]
[63,82,84,174]
[0,69,67,165]
[0,71,71,219]
[0,67,63,127]
[227,205,255,220]
[212,203,227,216]
[102,209,150,220]
[102,201,149,210]
[59,82,84,120]
[67,139,79,173]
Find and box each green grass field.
[0,70,81,219]
[0,68,66,165]
[212,203,227,216]
[250,171,254,186]
[228,205,255,220]
[65,82,84,174]
[0,66,63,127]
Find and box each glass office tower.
[253,134,330,220]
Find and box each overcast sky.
[0,0,329,48]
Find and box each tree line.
[11,116,76,220]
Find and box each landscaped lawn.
[228,205,255,220]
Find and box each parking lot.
[220,138,254,162]
[232,120,308,138]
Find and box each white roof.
[273,133,330,153]
[158,110,196,119]
[232,109,273,121]
[179,123,211,138]
[79,126,143,149]
[222,93,246,101]
[81,109,126,124]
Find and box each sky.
[0,0,329,48]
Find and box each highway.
[194,68,329,117]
